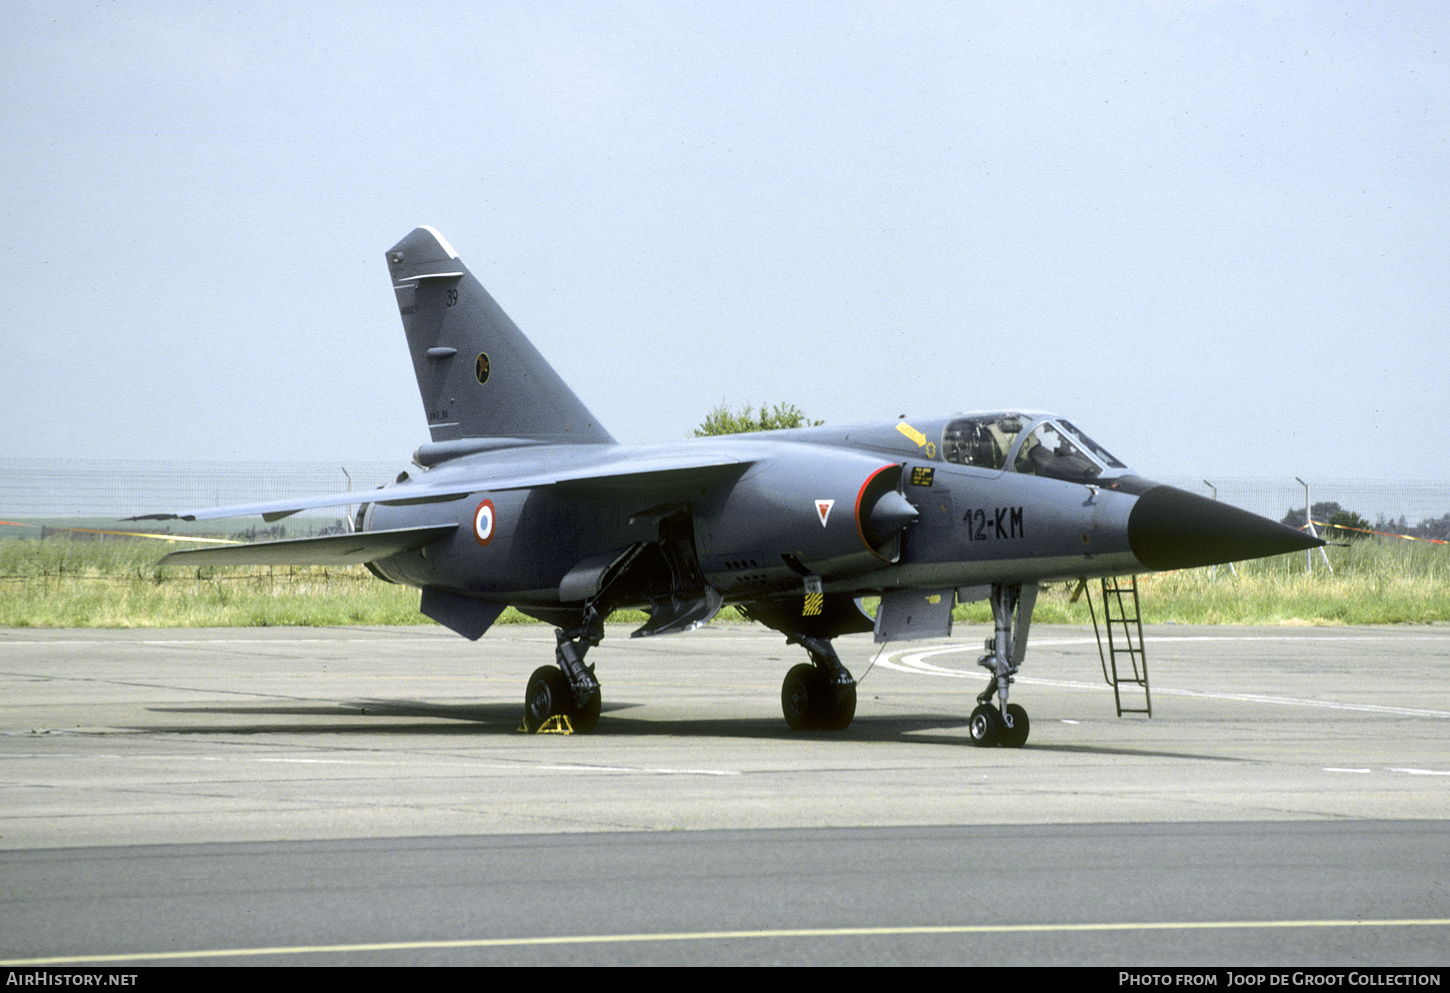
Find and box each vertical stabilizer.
[386,227,615,446]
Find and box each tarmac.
[2,622,1447,965]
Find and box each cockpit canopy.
[941,412,1129,483]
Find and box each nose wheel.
[969,702,1029,747]
[1001,703,1029,747]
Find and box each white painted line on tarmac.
[880,642,1450,718]
[0,750,742,777]
[0,636,459,647]
[1323,767,1450,777]
[1388,767,1450,776]
[7,917,1448,966]
[539,763,739,776]
[1129,686,1449,718]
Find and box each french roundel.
[473,500,496,546]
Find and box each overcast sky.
[3,1,1445,487]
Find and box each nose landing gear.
[970,583,1038,748]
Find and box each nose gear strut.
[969,582,1037,748]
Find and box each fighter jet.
[138,226,1323,746]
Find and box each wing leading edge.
[132,453,754,524]
[159,525,458,567]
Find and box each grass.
[0,539,418,628]
[0,534,1445,630]
[958,538,1450,626]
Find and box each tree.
[1326,509,1371,538]
[1280,500,1343,529]
[1414,514,1450,542]
[1280,501,1372,538]
[693,402,822,437]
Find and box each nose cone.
[1128,485,1324,571]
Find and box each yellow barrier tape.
[1310,519,1446,545]
[0,521,241,544]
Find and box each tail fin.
[385,226,615,451]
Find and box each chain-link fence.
[1156,477,1449,533]
[1,458,404,524]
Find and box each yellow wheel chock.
[517,714,575,734]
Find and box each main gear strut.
[522,604,604,733]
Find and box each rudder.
[385,226,615,448]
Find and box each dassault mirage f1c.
[139,226,1323,746]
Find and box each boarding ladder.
[1087,576,1152,717]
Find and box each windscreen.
[1057,420,1127,470]
[1012,419,1129,482]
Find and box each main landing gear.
[522,612,604,733]
[733,597,870,733]
[968,582,1038,748]
[780,634,857,731]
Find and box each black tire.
[523,665,571,732]
[818,682,857,731]
[999,703,1030,748]
[570,688,602,734]
[968,703,1002,747]
[781,664,822,730]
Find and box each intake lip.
[1128,484,1325,571]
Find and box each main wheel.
[818,682,857,731]
[968,703,1002,747]
[570,688,602,733]
[782,664,823,730]
[999,703,1030,748]
[523,665,571,732]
